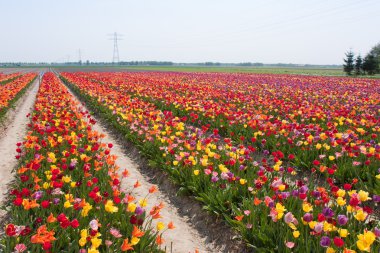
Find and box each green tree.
[354,55,363,75]
[343,50,355,75]
[362,54,379,75]
[369,42,380,73]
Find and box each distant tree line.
[1,61,342,69]
[343,42,380,76]
[119,61,174,66]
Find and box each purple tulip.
[281,192,290,199]
[337,214,348,225]
[33,191,43,200]
[374,227,380,237]
[303,213,313,222]
[299,185,308,194]
[320,236,331,247]
[211,176,219,183]
[373,195,380,203]
[312,190,321,198]
[135,206,145,215]
[322,207,334,218]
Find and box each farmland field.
[55,65,346,76]
[0,73,36,120]
[0,69,379,252]
[60,70,380,252]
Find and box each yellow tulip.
[157,222,165,231]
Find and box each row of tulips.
[64,72,380,194]
[61,72,379,252]
[1,73,170,253]
[0,72,21,84]
[0,73,36,120]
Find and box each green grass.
[120,65,346,76]
[3,65,380,78]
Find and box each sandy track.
[0,80,39,205]
[58,76,216,253]
[89,121,212,253]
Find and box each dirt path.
[90,124,212,253]
[0,80,39,205]
[58,76,217,253]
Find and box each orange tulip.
[121,238,134,251]
[132,226,145,238]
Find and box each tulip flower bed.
[0,73,36,120]
[1,73,168,253]
[62,71,380,194]
[60,71,380,252]
[0,73,21,85]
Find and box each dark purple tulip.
[320,236,331,247]
[53,198,60,205]
[303,213,313,222]
[322,207,334,218]
[337,214,348,225]
[299,185,308,194]
[374,195,380,203]
[312,190,321,198]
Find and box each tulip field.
[0,70,379,252]
[59,71,380,252]
[0,73,36,120]
[0,73,21,85]
[2,73,171,252]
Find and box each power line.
[128,0,378,49]
[108,32,123,64]
[78,49,82,64]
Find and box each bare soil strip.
[0,80,39,206]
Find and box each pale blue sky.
[1,0,379,64]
